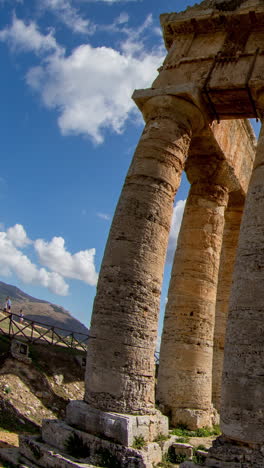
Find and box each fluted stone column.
[85,96,204,417]
[212,203,243,412]
[157,175,229,430]
[206,123,264,466]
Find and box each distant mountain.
[0,281,89,338]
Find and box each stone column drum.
[78,95,203,444]
[212,203,243,413]
[206,123,264,466]
[157,175,229,430]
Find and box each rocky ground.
[0,335,217,467]
[0,334,86,466]
[0,430,18,467]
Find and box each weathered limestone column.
[157,172,229,430]
[212,203,243,413]
[206,123,264,466]
[84,96,204,418]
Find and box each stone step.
[0,446,39,468]
[41,418,162,467]
[19,435,100,468]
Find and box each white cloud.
[97,212,110,221]
[27,40,163,143]
[6,224,31,248]
[115,12,129,24]
[0,230,68,295]
[166,200,186,263]
[0,17,61,55]
[0,224,98,295]
[1,15,164,143]
[41,0,95,35]
[34,236,98,286]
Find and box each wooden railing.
[154,351,160,365]
[0,310,161,363]
[0,311,89,352]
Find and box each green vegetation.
[157,446,188,466]
[196,444,208,451]
[156,456,174,468]
[1,461,17,468]
[192,446,208,465]
[154,433,170,443]
[176,436,190,443]
[97,447,121,468]
[132,434,146,449]
[64,432,90,459]
[171,424,220,438]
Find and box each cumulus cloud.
[6,224,31,248]
[0,14,164,144]
[27,40,163,142]
[0,16,61,55]
[34,236,98,285]
[41,0,95,35]
[166,200,186,263]
[0,230,68,295]
[0,224,98,295]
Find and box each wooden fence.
[0,311,89,352]
[0,310,161,363]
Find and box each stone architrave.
[157,174,229,430]
[212,203,243,412]
[205,122,264,466]
[84,95,204,419]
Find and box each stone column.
[206,123,264,466]
[157,173,229,430]
[84,96,204,417]
[212,202,243,413]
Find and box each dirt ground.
[0,430,18,467]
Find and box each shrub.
[97,447,121,467]
[132,434,146,449]
[64,432,90,459]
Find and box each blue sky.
[0,0,258,337]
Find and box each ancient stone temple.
[4,0,264,467]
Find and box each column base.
[205,435,264,467]
[66,400,169,447]
[171,406,219,430]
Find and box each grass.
[176,436,190,443]
[154,433,170,443]
[171,424,220,438]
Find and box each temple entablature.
[150,0,264,120]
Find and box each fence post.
[51,327,54,345]
[31,322,34,342]
[8,314,12,337]
[70,333,74,348]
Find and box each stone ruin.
[3,0,264,466]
